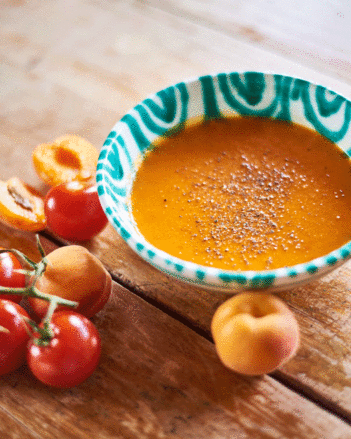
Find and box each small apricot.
[28,245,112,319]
[0,177,46,231]
[32,135,99,187]
[211,293,300,375]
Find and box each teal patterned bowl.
[96,72,351,292]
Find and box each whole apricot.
[28,245,112,319]
[211,293,300,375]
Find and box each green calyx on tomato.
[25,318,54,347]
[0,236,105,387]
[27,310,101,388]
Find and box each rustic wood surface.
[0,227,350,439]
[1,0,351,437]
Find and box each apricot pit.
[0,177,46,232]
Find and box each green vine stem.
[0,283,77,309]
[0,235,78,342]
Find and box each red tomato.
[44,181,108,241]
[27,311,101,388]
[0,299,30,376]
[0,249,26,303]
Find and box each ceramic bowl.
[96,71,351,292]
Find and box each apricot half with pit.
[32,135,99,187]
[0,177,46,231]
[211,293,300,375]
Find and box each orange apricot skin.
[211,293,300,375]
[28,245,112,319]
[0,177,46,232]
[32,135,99,187]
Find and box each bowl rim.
[97,70,351,289]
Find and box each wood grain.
[143,0,351,84]
[79,223,351,420]
[1,0,351,436]
[0,407,41,439]
[0,228,349,438]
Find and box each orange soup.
[131,117,351,271]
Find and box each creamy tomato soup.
[131,117,351,271]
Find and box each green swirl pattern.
[97,72,351,292]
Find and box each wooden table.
[1,1,351,437]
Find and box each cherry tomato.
[44,181,108,241]
[0,248,26,303]
[27,310,101,388]
[0,299,30,376]
[28,245,112,319]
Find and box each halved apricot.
[0,177,46,231]
[32,135,99,187]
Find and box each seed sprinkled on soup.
[131,117,351,271]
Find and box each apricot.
[32,135,99,187]
[0,177,46,232]
[211,293,300,375]
[28,245,112,319]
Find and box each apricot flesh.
[0,177,46,231]
[32,135,99,187]
[211,293,300,375]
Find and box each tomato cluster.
[0,136,111,388]
[0,299,101,388]
[0,242,111,388]
[0,135,108,241]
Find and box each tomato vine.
[0,236,104,387]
